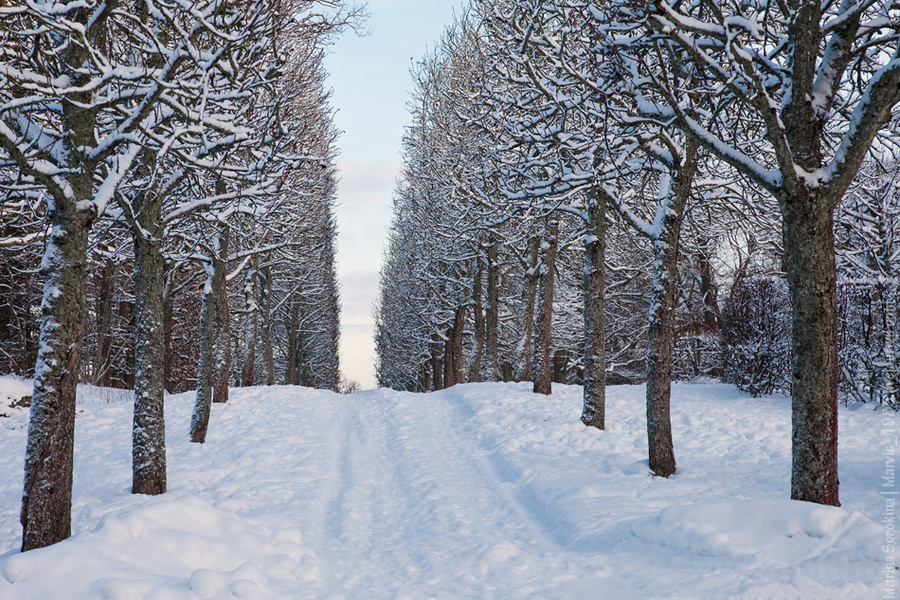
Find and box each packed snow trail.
[317,390,591,599]
[0,380,888,598]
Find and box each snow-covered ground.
[0,376,32,418]
[0,379,890,599]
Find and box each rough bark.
[131,185,167,495]
[21,202,93,551]
[213,237,231,404]
[783,195,840,506]
[515,235,541,382]
[646,142,697,478]
[778,7,841,507]
[533,221,559,395]
[582,196,607,430]
[21,27,97,549]
[189,233,225,444]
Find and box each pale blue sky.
[325,0,467,388]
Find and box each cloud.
[333,159,399,274]
[340,270,379,326]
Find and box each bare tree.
[643,0,900,505]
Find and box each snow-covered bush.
[720,277,792,397]
[673,333,721,383]
[835,159,900,409]
[838,280,899,408]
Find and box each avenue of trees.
[376,1,900,506]
[0,0,357,551]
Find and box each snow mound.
[0,377,132,424]
[2,494,319,600]
[619,499,882,562]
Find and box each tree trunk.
[21,35,97,546]
[515,235,541,382]
[286,296,301,385]
[431,337,444,391]
[94,258,116,387]
[486,240,501,382]
[552,350,569,383]
[782,194,840,506]
[189,231,226,444]
[452,305,466,385]
[213,236,231,404]
[646,142,697,478]
[241,265,258,387]
[468,259,485,383]
[696,242,721,333]
[432,357,444,391]
[299,330,314,387]
[421,363,432,393]
[445,305,466,388]
[443,334,453,388]
[21,200,93,551]
[533,221,559,395]
[116,298,136,390]
[260,267,275,386]
[582,196,607,429]
[131,184,167,495]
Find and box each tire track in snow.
[315,390,585,599]
[320,393,430,597]
[440,388,600,550]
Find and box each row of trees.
[0,0,356,551]
[377,0,900,507]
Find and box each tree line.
[0,0,358,551]
[376,0,900,508]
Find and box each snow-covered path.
[0,381,889,599]
[322,393,535,597]
[317,390,602,599]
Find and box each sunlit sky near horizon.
[324,0,467,389]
